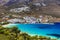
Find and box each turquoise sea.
[4,23,60,39]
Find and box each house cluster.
[10,6,30,13]
[2,15,60,24]
[9,1,47,13]
[6,16,38,24]
[0,13,60,24]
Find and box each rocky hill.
[0,0,60,6]
[0,0,60,17]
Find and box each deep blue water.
[5,23,60,39]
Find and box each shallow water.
[4,23,60,39]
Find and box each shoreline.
[2,23,59,39]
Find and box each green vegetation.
[0,26,57,40]
[0,22,9,25]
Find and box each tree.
[18,33,30,40]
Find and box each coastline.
[2,23,60,39]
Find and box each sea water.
[3,23,60,39]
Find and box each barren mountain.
[0,0,60,17]
[0,0,60,6]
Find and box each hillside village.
[0,12,60,24]
[0,0,60,24]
